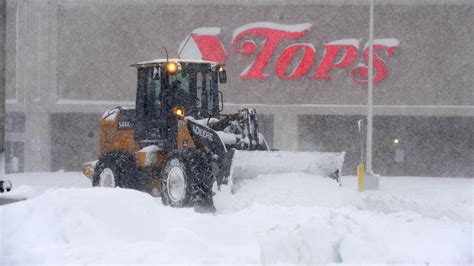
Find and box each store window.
[4,113,26,173]
[5,141,24,173]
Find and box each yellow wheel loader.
[81,59,345,212]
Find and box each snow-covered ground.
[1,172,472,264]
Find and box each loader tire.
[160,150,215,212]
[93,153,144,190]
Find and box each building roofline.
[11,0,472,6]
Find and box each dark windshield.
[139,64,219,120]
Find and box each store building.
[4,0,474,176]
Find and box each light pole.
[365,0,379,189]
[367,0,374,174]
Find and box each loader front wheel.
[161,150,214,212]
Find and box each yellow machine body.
[82,107,197,185]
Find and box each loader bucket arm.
[186,119,234,185]
[187,119,228,157]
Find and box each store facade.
[4,0,473,176]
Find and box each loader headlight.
[173,107,185,118]
[165,62,178,74]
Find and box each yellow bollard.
[357,163,365,192]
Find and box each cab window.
[148,68,161,114]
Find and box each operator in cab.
[171,80,194,115]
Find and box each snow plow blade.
[227,150,345,186]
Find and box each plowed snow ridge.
[0,172,472,264]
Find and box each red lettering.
[182,26,400,85]
[192,35,227,64]
[350,39,399,85]
[232,23,311,79]
[276,44,315,80]
[312,40,359,80]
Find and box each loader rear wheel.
[93,153,144,190]
[98,167,116,187]
[160,150,215,212]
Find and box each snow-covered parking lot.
[1,172,472,264]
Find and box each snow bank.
[216,174,473,222]
[0,171,90,199]
[217,175,473,264]
[1,172,472,264]
[1,188,259,264]
[258,205,471,264]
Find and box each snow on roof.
[232,22,312,40]
[363,38,400,49]
[133,58,220,67]
[326,39,360,48]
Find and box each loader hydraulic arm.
[209,114,240,132]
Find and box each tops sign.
[178,22,400,86]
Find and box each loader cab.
[133,59,226,147]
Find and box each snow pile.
[258,205,471,264]
[1,188,259,264]
[215,173,350,212]
[1,188,171,264]
[1,172,472,264]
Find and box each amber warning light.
[173,107,185,118]
[166,62,178,74]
